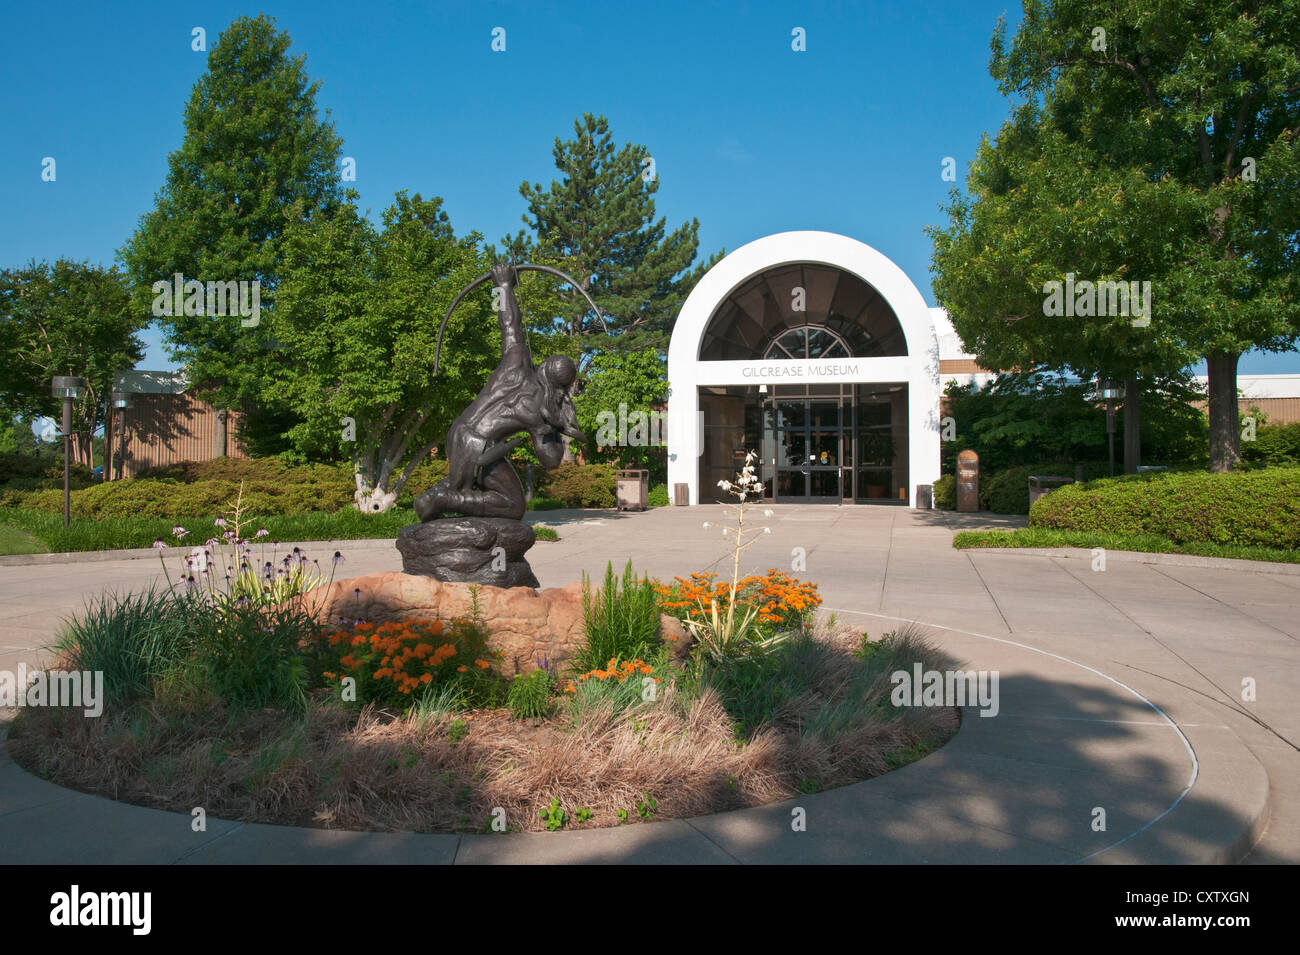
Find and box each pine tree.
[504,113,719,355]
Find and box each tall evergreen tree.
[119,13,344,454]
[504,113,720,355]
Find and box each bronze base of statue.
[396,516,540,589]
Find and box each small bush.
[647,483,669,507]
[55,589,197,707]
[1241,422,1300,468]
[319,616,504,709]
[982,466,1035,515]
[536,463,616,508]
[932,475,956,510]
[507,669,553,720]
[656,569,821,645]
[573,561,662,675]
[1029,466,1300,548]
[188,602,317,711]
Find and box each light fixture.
[51,375,86,526]
[51,375,84,399]
[111,390,132,409]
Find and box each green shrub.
[573,561,662,674]
[648,483,669,507]
[400,459,450,503]
[932,475,956,510]
[1029,467,1300,548]
[317,613,505,711]
[536,463,616,508]
[54,589,198,707]
[507,669,553,719]
[1241,422,1300,468]
[0,505,418,553]
[188,601,317,711]
[981,466,1035,514]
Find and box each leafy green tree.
[941,372,1207,475]
[270,191,494,511]
[575,348,669,479]
[503,113,720,354]
[930,0,1300,472]
[119,13,345,454]
[0,260,144,467]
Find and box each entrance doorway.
[697,383,910,504]
[767,398,846,502]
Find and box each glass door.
[769,399,843,502]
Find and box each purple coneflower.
[214,517,228,528]
[152,538,166,549]
[173,526,188,540]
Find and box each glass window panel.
[806,327,833,358]
[777,470,804,496]
[810,431,839,463]
[810,470,840,497]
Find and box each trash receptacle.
[1028,474,1074,507]
[673,482,689,507]
[915,484,933,509]
[616,469,649,511]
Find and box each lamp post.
[51,376,86,526]
[1100,379,1123,478]
[109,390,132,482]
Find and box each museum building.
[666,231,957,507]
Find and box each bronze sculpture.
[398,261,603,588]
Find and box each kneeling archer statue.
[414,261,603,523]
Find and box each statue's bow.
[433,263,607,376]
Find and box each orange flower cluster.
[325,618,491,696]
[576,657,660,685]
[656,569,821,625]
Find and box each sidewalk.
[1,504,1294,864]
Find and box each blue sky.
[2,0,1295,375]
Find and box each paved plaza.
[1,504,1296,863]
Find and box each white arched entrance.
[666,231,941,506]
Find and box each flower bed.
[8,454,957,834]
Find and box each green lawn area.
[0,522,48,556]
[0,507,560,554]
[952,528,1300,564]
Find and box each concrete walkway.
[1,505,1295,864]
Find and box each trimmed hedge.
[1,456,455,520]
[1029,467,1300,549]
[535,462,616,508]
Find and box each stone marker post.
[957,449,980,513]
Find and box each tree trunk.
[213,408,228,458]
[105,411,113,482]
[1206,352,1241,473]
[1123,376,1141,474]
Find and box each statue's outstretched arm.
[491,263,528,358]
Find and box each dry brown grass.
[8,622,959,833]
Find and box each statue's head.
[538,354,577,390]
[538,355,581,433]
